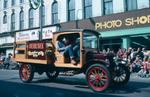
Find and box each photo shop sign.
[59,8,150,32]
[16,26,58,42]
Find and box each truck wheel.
[46,70,59,80]
[86,64,110,92]
[112,65,130,86]
[19,64,34,83]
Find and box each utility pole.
[29,0,43,40]
[39,0,43,41]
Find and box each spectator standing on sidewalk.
[102,49,107,55]
[130,48,136,63]
[135,48,144,61]
[126,47,132,63]
[117,48,125,59]
[0,53,6,69]
[142,48,150,58]
[4,53,12,69]
[0,52,6,62]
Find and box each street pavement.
[0,70,150,97]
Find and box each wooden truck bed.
[15,58,47,64]
[14,41,48,65]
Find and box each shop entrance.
[0,48,6,54]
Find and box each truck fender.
[82,59,110,73]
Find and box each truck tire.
[112,65,130,86]
[86,64,110,92]
[46,70,59,80]
[19,64,34,83]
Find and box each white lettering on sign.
[16,30,39,42]
[16,26,58,42]
[42,27,57,39]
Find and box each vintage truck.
[14,29,130,92]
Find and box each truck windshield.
[83,31,98,49]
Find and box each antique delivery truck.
[14,29,130,92]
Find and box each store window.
[39,5,45,26]
[20,10,24,30]
[3,13,7,24]
[11,13,15,31]
[68,0,75,21]
[3,0,8,9]
[52,1,58,24]
[102,38,122,53]
[12,0,16,6]
[103,0,113,15]
[130,35,150,50]
[83,0,92,18]
[29,9,34,28]
[124,0,137,11]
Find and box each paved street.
[0,70,150,97]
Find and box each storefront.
[101,26,150,51]
[0,34,14,56]
[59,8,150,51]
[0,26,59,55]
[15,26,59,42]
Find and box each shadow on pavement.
[106,81,150,94]
[29,75,150,95]
[0,80,124,97]
[1,71,150,97]
[32,77,86,86]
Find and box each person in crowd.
[126,47,132,63]
[0,52,6,63]
[102,49,107,55]
[122,48,127,60]
[130,48,136,63]
[142,48,145,53]
[106,49,115,64]
[106,48,110,54]
[0,53,6,69]
[142,48,150,58]
[4,53,12,69]
[138,56,150,78]
[132,55,143,72]
[143,56,150,72]
[135,48,144,61]
[117,48,125,59]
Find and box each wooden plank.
[55,63,82,68]
[15,48,26,50]
[15,54,26,59]
[15,58,47,64]
[15,41,26,44]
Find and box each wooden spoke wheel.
[86,64,110,92]
[112,65,130,86]
[19,64,34,83]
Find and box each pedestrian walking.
[4,53,12,69]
